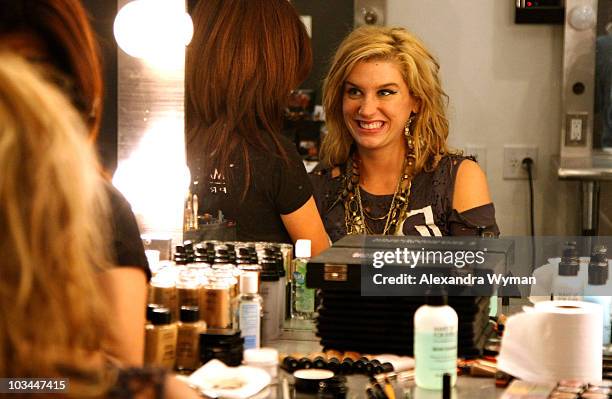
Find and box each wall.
[387,0,587,236]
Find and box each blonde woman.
[0,53,198,398]
[311,26,499,241]
[0,0,148,365]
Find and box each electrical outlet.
[503,145,538,179]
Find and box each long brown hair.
[321,26,450,172]
[0,0,104,140]
[186,0,312,197]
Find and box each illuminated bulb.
[112,117,190,240]
[114,0,193,64]
[568,5,596,31]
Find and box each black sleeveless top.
[309,155,500,242]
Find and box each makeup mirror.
[594,0,612,151]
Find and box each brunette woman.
[186,0,329,256]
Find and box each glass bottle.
[291,239,314,319]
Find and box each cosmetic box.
[306,235,514,358]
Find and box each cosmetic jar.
[317,375,348,398]
[293,369,334,393]
[199,328,244,366]
[243,348,279,382]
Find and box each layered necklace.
[342,134,417,236]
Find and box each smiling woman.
[311,25,499,241]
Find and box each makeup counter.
[143,238,611,399]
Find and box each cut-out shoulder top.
[309,155,500,242]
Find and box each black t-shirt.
[106,182,150,279]
[194,135,312,243]
[310,155,500,242]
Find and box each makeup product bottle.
[583,245,611,345]
[175,306,206,372]
[414,296,458,390]
[553,242,583,301]
[235,272,263,350]
[176,269,201,312]
[272,245,288,334]
[148,274,178,322]
[291,239,314,319]
[201,279,232,329]
[259,253,281,343]
[279,243,294,320]
[144,307,178,369]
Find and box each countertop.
[259,320,505,399]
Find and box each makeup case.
[306,235,514,358]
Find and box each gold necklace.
[343,150,416,236]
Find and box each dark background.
[83,0,118,173]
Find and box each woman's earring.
[404,115,415,138]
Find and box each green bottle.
[291,239,314,319]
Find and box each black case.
[305,235,513,358]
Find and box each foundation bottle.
[148,272,178,322]
[176,269,201,311]
[176,306,207,372]
[201,279,232,329]
[144,307,178,369]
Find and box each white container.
[414,296,458,390]
[243,347,279,383]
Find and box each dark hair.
[0,0,104,140]
[186,0,312,196]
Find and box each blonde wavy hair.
[321,26,451,171]
[0,53,113,392]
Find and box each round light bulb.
[568,5,596,31]
[114,0,193,61]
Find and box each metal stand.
[580,180,600,235]
[579,181,600,256]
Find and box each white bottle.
[414,296,458,390]
[291,239,315,319]
[235,272,263,350]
